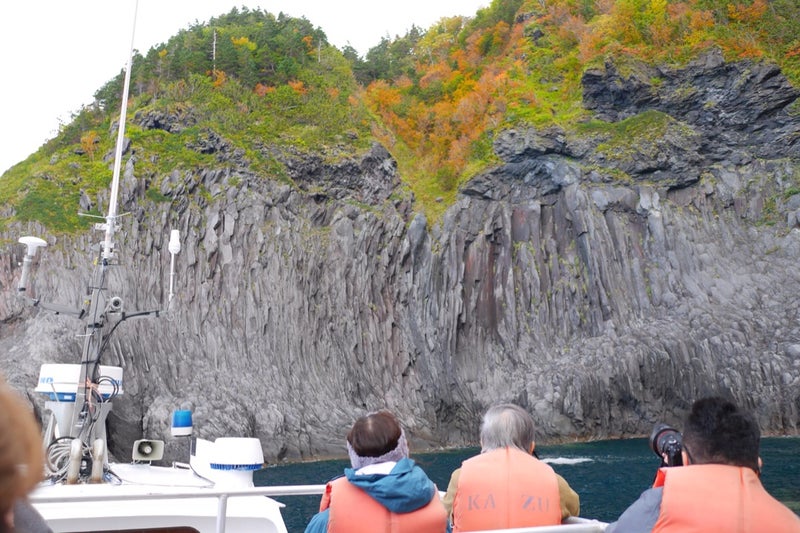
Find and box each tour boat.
[25,363,325,533]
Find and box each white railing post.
[215,494,228,533]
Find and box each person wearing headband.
[304,410,447,533]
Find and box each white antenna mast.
[103,0,139,262]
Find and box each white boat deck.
[30,461,327,533]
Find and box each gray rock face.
[582,48,800,161]
[1,52,799,463]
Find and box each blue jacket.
[604,486,664,533]
[304,458,439,533]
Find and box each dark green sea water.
[256,436,800,533]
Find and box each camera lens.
[649,423,683,467]
[649,423,675,455]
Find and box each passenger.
[0,379,51,533]
[304,410,447,533]
[606,396,800,533]
[443,403,580,532]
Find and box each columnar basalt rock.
[1,52,799,462]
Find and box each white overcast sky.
[0,0,488,174]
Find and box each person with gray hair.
[479,403,537,451]
[442,403,580,532]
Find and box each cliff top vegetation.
[2,0,798,231]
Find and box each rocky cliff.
[2,50,799,462]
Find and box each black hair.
[682,396,760,472]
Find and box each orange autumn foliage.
[727,0,767,24]
[288,79,307,95]
[254,83,276,96]
[80,130,100,160]
[212,69,227,87]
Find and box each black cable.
[89,309,161,367]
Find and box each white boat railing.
[30,484,327,533]
[29,484,329,504]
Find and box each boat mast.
[104,1,138,263]
[69,0,139,443]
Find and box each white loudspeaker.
[132,439,164,462]
[108,296,123,312]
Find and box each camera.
[649,423,683,467]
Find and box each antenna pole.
[104,0,139,262]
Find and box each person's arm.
[13,500,53,533]
[304,480,335,533]
[555,473,580,519]
[304,509,330,533]
[441,468,461,519]
[605,487,663,533]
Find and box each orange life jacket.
[452,447,561,533]
[321,476,448,533]
[652,464,800,533]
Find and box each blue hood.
[344,457,436,513]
